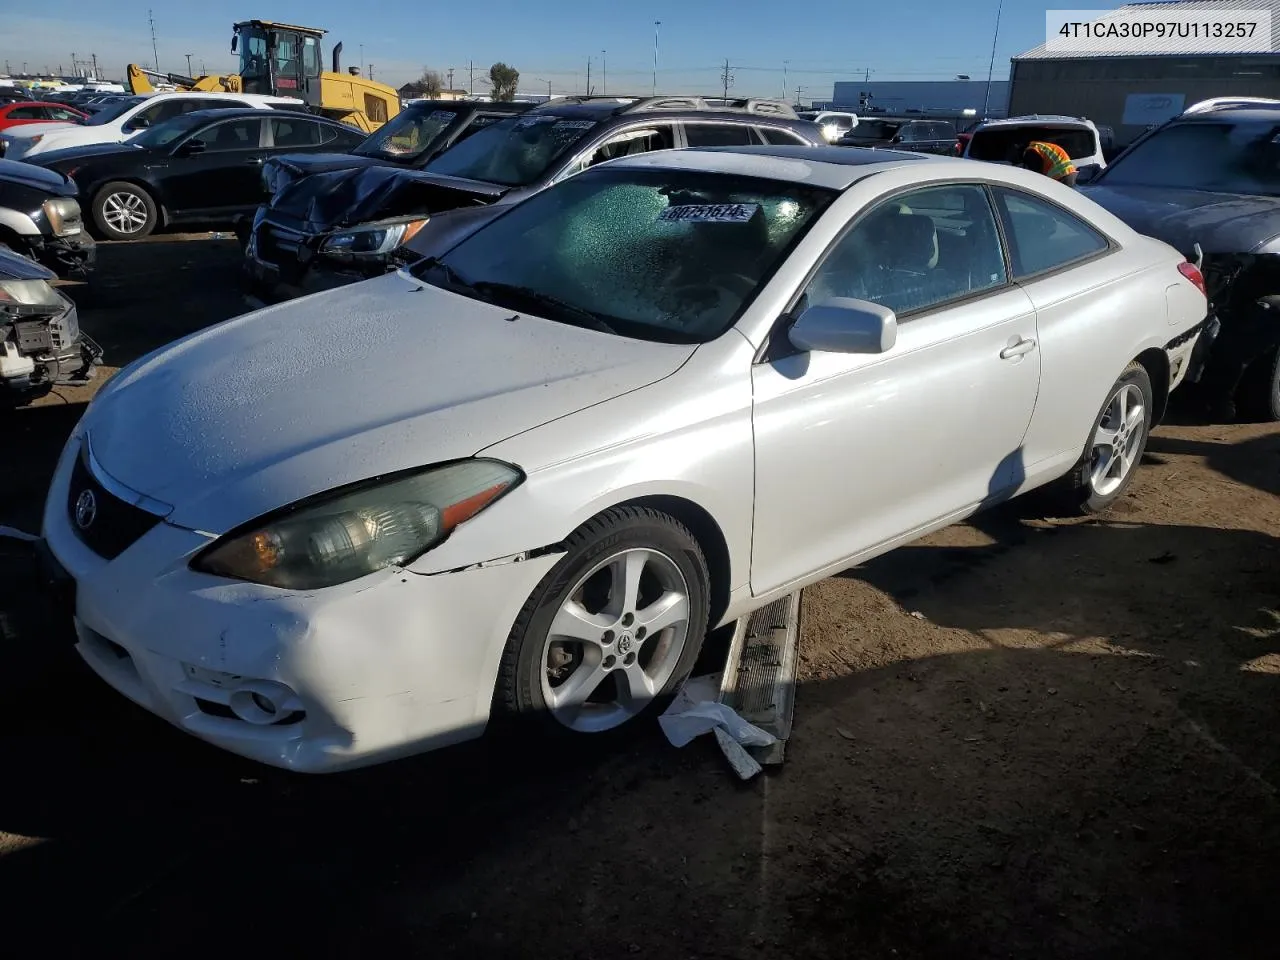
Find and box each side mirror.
[231,34,239,53]
[788,298,897,354]
[124,116,151,131]
[176,138,207,157]
[1075,163,1101,184]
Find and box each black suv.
[1080,100,1280,420]
[260,98,534,197]
[838,117,957,154]
[246,95,824,298]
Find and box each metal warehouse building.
[1010,0,1280,144]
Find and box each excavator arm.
[126,64,242,94]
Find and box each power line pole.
[149,9,160,73]
[469,60,474,95]
[92,53,98,79]
[602,50,606,95]
[360,44,364,75]
[982,0,1004,119]
[782,60,789,100]
[586,56,591,97]
[447,67,454,91]
[721,58,734,101]
[185,53,193,76]
[368,63,374,81]
[652,20,661,95]
[71,52,76,77]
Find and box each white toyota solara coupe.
[42,146,1209,772]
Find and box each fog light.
[229,680,299,725]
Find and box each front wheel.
[92,181,157,240]
[1237,345,1280,422]
[1057,362,1154,514]
[494,506,709,739]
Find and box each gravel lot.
[2,237,1278,958]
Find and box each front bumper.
[41,432,561,773]
[31,232,97,279]
[245,212,387,301]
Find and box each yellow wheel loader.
[126,20,400,133]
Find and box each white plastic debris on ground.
[659,673,777,780]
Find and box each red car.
[0,101,88,132]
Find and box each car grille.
[66,445,164,560]
[257,222,304,265]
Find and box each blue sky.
[2,1,1119,98]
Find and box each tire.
[1056,362,1154,514]
[1237,345,1280,423]
[494,506,710,740]
[91,181,157,240]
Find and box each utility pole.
[865,66,871,83]
[602,50,606,95]
[149,9,160,73]
[71,52,76,77]
[548,78,552,97]
[469,60,474,95]
[796,86,804,108]
[653,20,661,95]
[782,60,789,100]
[185,53,193,76]
[586,56,591,96]
[92,53,99,79]
[721,58,734,101]
[360,44,364,75]
[447,67,454,91]
[368,64,374,81]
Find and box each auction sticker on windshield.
[659,203,760,223]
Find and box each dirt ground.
[1,238,1278,958]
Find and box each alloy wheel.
[540,547,691,733]
[1089,382,1146,497]
[102,191,149,234]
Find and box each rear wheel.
[495,506,709,739]
[1057,362,1154,514]
[92,181,157,240]
[1237,345,1280,422]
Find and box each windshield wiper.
[467,281,617,334]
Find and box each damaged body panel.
[1080,105,1280,420]
[0,247,100,399]
[0,158,95,278]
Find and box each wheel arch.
[604,494,733,630]
[89,176,169,227]
[1133,347,1170,425]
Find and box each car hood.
[0,245,56,280]
[83,270,695,533]
[2,121,78,141]
[0,157,75,194]
[264,164,508,233]
[29,141,144,168]
[261,152,393,198]
[1080,184,1280,256]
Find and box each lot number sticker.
[659,203,760,223]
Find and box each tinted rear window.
[969,126,1096,162]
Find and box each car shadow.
[0,518,1277,959]
[1146,430,1280,498]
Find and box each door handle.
[999,337,1037,359]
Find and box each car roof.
[1174,106,1280,124]
[179,106,336,123]
[145,91,302,104]
[607,144,942,190]
[977,115,1095,129]
[405,99,527,113]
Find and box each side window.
[364,94,389,125]
[994,188,1109,278]
[203,98,249,112]
[321,123,364,147]
[833,116,854,133]
[7,106,41,119]
[684,122,759,147]
[583,125,675,168]
[758,126,808,145]
[49,107,82,120]
[270,116,321,147]
[803,184,1008,317]
[199,117,263,152]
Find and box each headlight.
[0,279,63,307]
[821,123,839,142]
[42,197,82,236]
[191,459,522,589]
[320,217,429,260]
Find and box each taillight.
[1178,261,1206,295]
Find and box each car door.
[749,182,1041,595]
[160,116,267,218]
[989,186,1119,471]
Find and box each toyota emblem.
[74,489,98,530]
